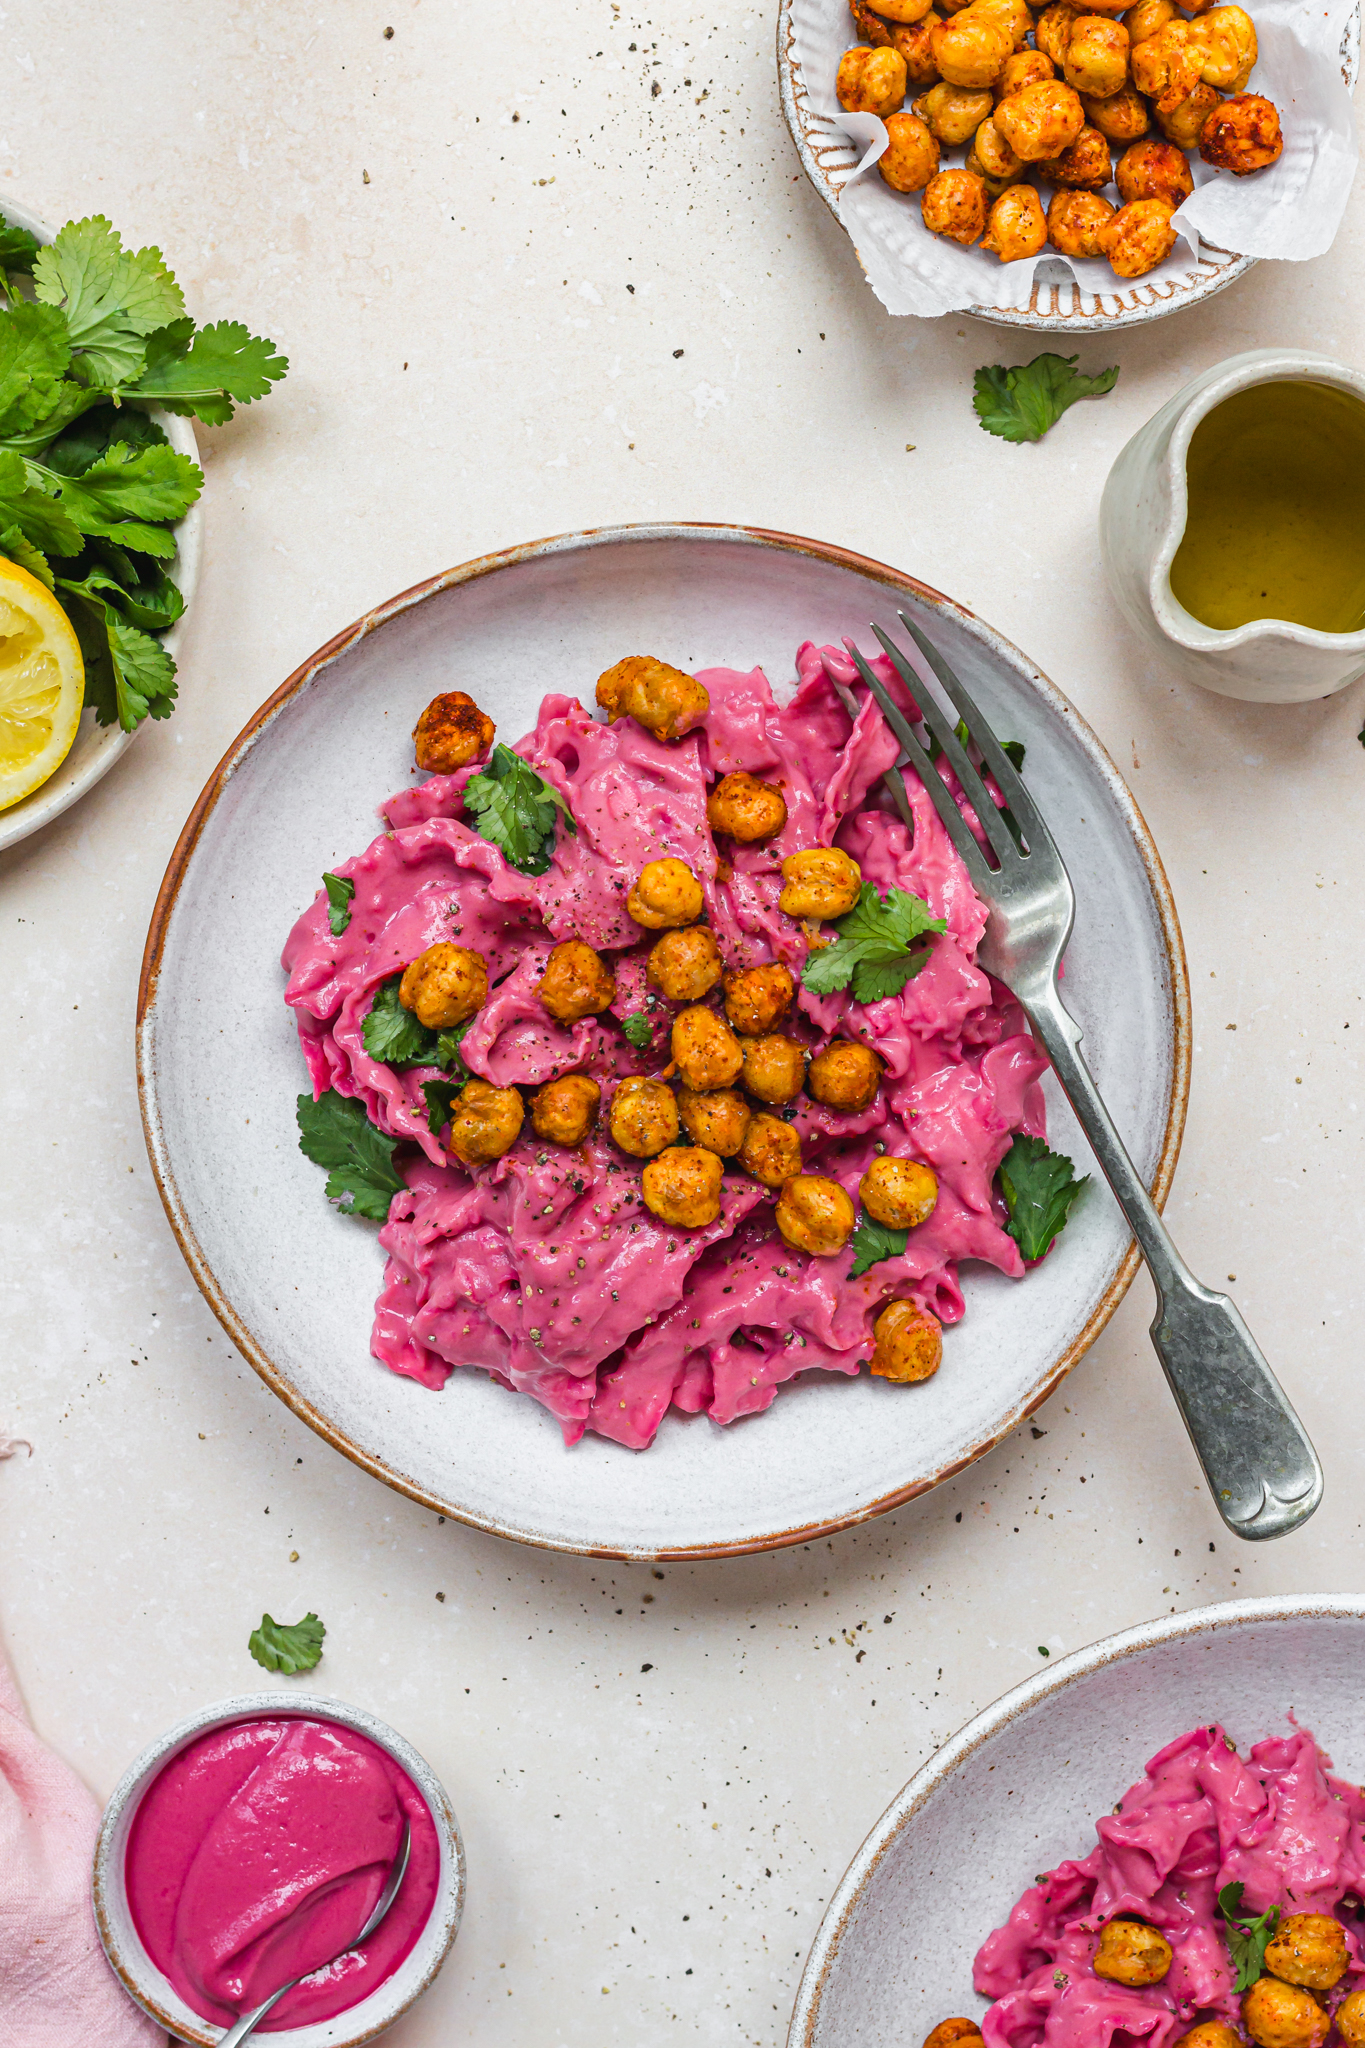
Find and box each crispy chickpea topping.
[776,1175,858,1256]
[1047,186,1116,255]
[995,47,1055,97]
[1263,1915,1348,1992]
[994,77,1085,157]
[628,858,706,929]
[742,1034,807,1106]
[861,1155,939,1229]
[595,655,709,740]
[1097,195,1177,275]
[871,1299,944,1381]
[981,182,1047,257]
[738,1112,803,1187]
[851,0,896,41]
[1033,3,1076,66]
[671,1006,746,1091]
[537,939,616,1023]
[923,2024,985,2048]
[398,942,488,1029]
[1082,84,1150,136]
[1062,16,1130,99]
[724,963,796,1037]
[1333,1990,1365,2048]
[642,1146,724,1229]
[530,1073,601,1146]
[970,113,1024,179]
[1123,0,1176,42]
[609,1076,681,1158]
[931,9,1014,88]
[1115,135,1193,202]
[880,108,943,189]
[917,83,996,143]
[412,691,494,773]
[837,42,911,112]
[649,925,724,1003]
[1173,2027,1243,2048]
[1199,90,1281,170]
[678,1086,751,1156]
[893,12,946,84]
[1092,1920,1173,1987]
[448,1078,524,1165]
[1191,3,1256,89]
[874,0,935,21]
[780,846,864,920]
[1036,122,1113,186]
[1242,1977,1330,2048]
[809,1040,883,1112]
[707,771,789,842]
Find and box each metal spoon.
[216,1819,412,2047]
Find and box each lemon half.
[0,558,84,814]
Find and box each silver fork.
[842,613,1322,1542]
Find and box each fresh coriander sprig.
[360,977,471,1073]
[621,1013,653,1048]
[1217,1882,1280,1993]
[296,1089,406,1221]
[801,883,946,1005]
[462,744,576,875]
[848,1213,909,1278]
[999,1133,1088,1262]
[974,354,1119,445]
[249,1611,326,1676]
[322,872,354,937]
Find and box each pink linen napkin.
[0,1641,165,2047]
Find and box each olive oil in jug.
[1168,380,1365,636]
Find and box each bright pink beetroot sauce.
[281,641,1051,1448]
[126,1716,440,2030]
[973,1722,1365,2047]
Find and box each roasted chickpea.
[1334,1990,1365,2047]
[448,1078,525,1165]
[1098,196,1178,274]
[1092,1920,1173,1987]
[642,1146,724,1229]
[671,1006,745,1091]
[595,654,710,740]
[968,113,1023,178]
[1241,1977,1330,2048]
[537,939,616,1023]
[879,109,943,189]
[1173,2028,1244,2048]
[738,1112,802,1187]
[995,47,1055,97]
[861,1156,939,1229]
[837,43,910,112]
[892,12,944,85]
[649,926,724,1003]
[724,963,795,1037]
[1047,186,1116,253]
[628,857,706,930]
[1123,0,1175,41]
[809,1041,883,1112]
[994,78,1085,158]
[678,1086,751,1157]
[1263,1916,1348,1992]
[707,770,789,842]
[398,943,488,1030]
[1130,16,1201,94]
[1063,15,1129,96]
[871,1299,944,1381]
[1081,84,1150,135]
[923,2025,985,2048]
[1156,77,1221,144]
[776,1175,857,1256]
[964,148,1024,198]
[931,7,1013,85]
[530,1073,601,1146]
[412,690,494,772]
[975,0,1033,47]
[1033,3,1076,65]
[779,846,863,920]
[981,183,1047,258]
[1115,135,1193,202]
[1036,122,1112,185]
[850,0,896,41]
[1190,4,1256,88]
[915,81,996,142]
[874,0,936,21]
[921,167,991,241]
[609,1075,680,1158]
[742,1034,807,1105]
[1199,91,1282,171]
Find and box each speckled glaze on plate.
[137,523,1189,1561]
[789,1595,1365,2048]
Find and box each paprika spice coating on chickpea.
[628,858,706,930]
[995,47,1054,98]
[977,0,1033,49]
[995,77,1085,157]
[775,1175,858,1256]
[412,690,494,773]
[738,1112,802,1188]
[596,655,709,740]
[809,1040,883,1112]
[642,1146,724,1229]
[530,1073,600,1147]
[1199,91,1282,170]
[1081,84,1150,137]
[1036,122,1112,186]
[1333,1990,1365,2047]
[706,770,789,842]
[779,847,863,921]
[648,926,724,1003]
[916,82,995,142]
[981,183,1047,257]
[860,1155,939,1229]
[851,0,896,42]
[671,1006,745,1092]
[1033,4,1075,67]
[1192,5,1256,90]
[931,9,1014,87]
[1241,1976,1330,2048]
[1047,187,1116,254]
[922,166,991,240]
[1263,1914,1348,1991]
[608,1076,680,1158]
[967,113,1023,183]
[724,963,795,1037]
[922,2024,984,2048]
[1172,2028,1243,2048]
[1062,15,1130,99]
[1092,1920,1172,1987]
[879,109,943,189]
[893,13,945,83]
[872,0,937,21]
[871,1300,944,1381]
[537,939,616,1023]
[1098,195,1177,275]
[1123,0,1176,43]
[447,1078,525,1165]
[837,43,910,113]
[678,1086,751,1157]
[1115,134,1193,202]
[741,1034,807,1106]
[399,943,488,1030]
[1155,79,1222,147]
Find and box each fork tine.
[823,670,918,840]
[868,626,1018,868]
[894,612,1057,859]
[840,641,995,888]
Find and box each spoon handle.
[216,1979,297,2048]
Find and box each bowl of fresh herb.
[0,198,286,853]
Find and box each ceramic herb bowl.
[789,1594,1365,2048]
[92,1692,465,2048]
[1100,348,1365,704]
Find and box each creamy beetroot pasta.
[282,641,1054,1450]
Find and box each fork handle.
[1021,982,1323,1541]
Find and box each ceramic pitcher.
[1100,347,1365,704]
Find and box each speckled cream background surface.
[1,5,1364,2044]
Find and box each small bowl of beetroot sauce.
[93,1694,464,2045]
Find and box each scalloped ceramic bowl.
[0,196,202,855]
[790,1595,1365,2048]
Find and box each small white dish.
[93,1691,465,2048]
[0,196,202,855]
[1101,347,1365,703]
[790,1594,1365,2048]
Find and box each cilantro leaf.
[433,1019,472,1079]
[974,353,1119,445]
[42,400,169,478]
[849,1213,909,1278]
[0,379,103,457]
[1217,1882,1280,1994]
[131,317,289,423]
[999,1133,1089,1262]
[463,744,576,875]
[621,1013,653,1048]
[0,302,71,439]
[423,1077,461,1136]
[362,975,438,1067]
[30,439,203,560]
[0,448,80,557]
[1001,739,1025,771]
[801,883,947,1005]
[248,1610,326,1676]
[0,523,53,587]
[57,574,177,728]
[32,215,185,387]
[322,871,354,936]
[0,215,40,277]
[295,1088,406,1220]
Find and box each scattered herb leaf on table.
[802,883,947,1004]
[974,353,1119,445]
[248,1611,326,1676]
[999,1132,1089,1261]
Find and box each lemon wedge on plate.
[0,558,84,813]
